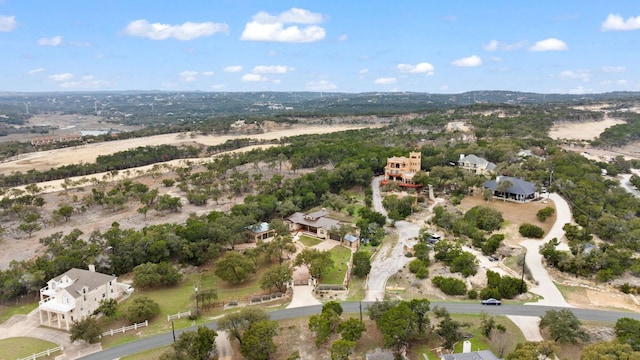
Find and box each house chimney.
[496,176,501,183]
[459,154,465,160]
[88,264,96,272]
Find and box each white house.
[39,265,123,330]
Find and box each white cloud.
[451,55,482,67]
[210,84,225,90]
[252,65,293,74]
[397,62,434,74]
[60,77,108,89]
[482,39,526,51]
[0,15,17,32]
[601,14,640,31]
[306,80,337,91]
[28,68,44,75]
[202,71,215,76]
[241,8,326,43]
[529,38,568,52]
[38,36,62,46]
[616,79,628,85]
[558,70,590,82]
[179,70,198,82]
[338,34,348,42]
[602,65,626,73]
[374,77,397,85]
[224,65,243,73]
[358,68,369,74]
[124,19,229,41]
[70,40,91,47]
[241,74,267,82]
[49,73,73,81]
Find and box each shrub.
[415,266,429,279]
[125,296,160,323]
[432,276,467,295]
[463,206,504,232]
[519,223,544,238]
[536,207,555,222]
[467,289,478,299]
[409,259,429,279]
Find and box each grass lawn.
[321,246,352,285]
[0,337,59,360]
[346,276,366,301]
[101,261,279,349]
[121,345,171,360]
[0,299,39,325]
[298,235,322,247]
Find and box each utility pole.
[194,285,199,315]
[172,321,176,342]
[520,250,527,293]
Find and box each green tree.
[330,339,356,360]
[352,250,372,278]
[581,340,640,360]
[133,262,183,288]
[480,312,496,338]
[519,223,545,238]
[435,306,465,350]
[18,219,41,237]
[615,317,640,351]
[323,301,343,316]
[161,326,218,360]
[69,316,101,344]
[368,298,399,322]
[309,306,342,346]
[539,309,589,344]
[294,248,334,280]
[56,205,74,222]
[506,341,558,360]
[124,296,160,323]
[463,205,504,231]
[93,298,118,318]
[240,320,279,360]
[339,318,366,341]
[408,298,431,333]
[214,252,256,283]
[218,308,269,345]
[376,301,419,352]
[259,264,292,293]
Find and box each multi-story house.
[39,266,122,330]
[457,154,496,175]
[384,151,422,186]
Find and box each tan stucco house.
[384,151,422,186]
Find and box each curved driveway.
[521,193,572,307]
[78,301,640,360]
[364,177,419,301]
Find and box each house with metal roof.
[483,176,537,203]
[246,222,276,242]
[39,266,123,330]
[441,350,500,360]
[458,154,497,175]
[287,210,341,240]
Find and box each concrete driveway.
[0,308,102,360]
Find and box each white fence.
[101,320,148,337]
[167,310,191,321]
[17,345,63,360]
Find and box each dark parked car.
[481,298,501,305]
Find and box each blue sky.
[0,0,639,94]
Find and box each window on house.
[63,296,69,304]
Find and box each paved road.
[364,177,419,301]
[78,301,640,360]
[620,171,640,198]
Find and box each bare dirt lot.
[0,124,378,173]
[548,117,625,141]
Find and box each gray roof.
[483,176,536,196]
[288,211,340,230]
[442,350,500,360]
[54,268,116,297]
[365,351,394,360]
[459,154,496,171]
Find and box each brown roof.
[54,268,116,296]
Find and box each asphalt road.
[78,301,640,360]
